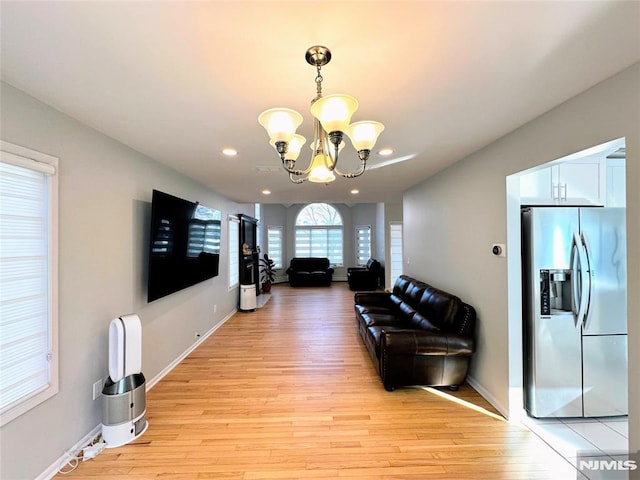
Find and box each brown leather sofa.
[286,257,334,287]
[354,274,476,391]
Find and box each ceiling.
[1,1,639,205]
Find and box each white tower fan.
[101,314,148,448]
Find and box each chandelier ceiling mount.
[258,46,384,184]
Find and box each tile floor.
[522,415,631,479]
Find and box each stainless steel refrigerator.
[522,206,628,418]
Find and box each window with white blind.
[266,226,283,269]
[355,225,372,266]
[295,203,343,266]
[228,216,239,289]
[0,142,59,427]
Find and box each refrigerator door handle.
[576,232,590,328]
[570,232,581,326]
[571,231,589,328]
[580,232,593,329]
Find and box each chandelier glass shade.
[258,46,384,184]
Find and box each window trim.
[228,215,240,290]
[0,141,59,427]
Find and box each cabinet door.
[606,159,626,207]
[520,168,553,200]
[556,161,603,205]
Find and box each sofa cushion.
[396,301,417,324]
[407,312,440,332]
[404,280,428,310]
[355,304,393,316]
[392,275,413,297]
[360,313,400,328]
[417,286,475,336]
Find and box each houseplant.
[259,253,276,293]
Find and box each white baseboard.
[466,375,509,419]
[39,309,237,480]
[146,309,236,389]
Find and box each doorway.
[505,138,628,466]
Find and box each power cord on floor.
[57,449,81,475]
[57,434,106,474]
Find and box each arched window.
[295,203,343,265]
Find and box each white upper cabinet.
[520,157,605,206]
[519,138,625,207]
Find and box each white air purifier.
[101,314,148,448]
[240,284,257,311]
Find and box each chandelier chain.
[315,64,323,99]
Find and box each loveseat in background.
[286,257,334,287]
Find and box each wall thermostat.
[492,244,506,257]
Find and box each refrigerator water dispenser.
[540,269,572,314]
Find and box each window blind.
[267,226,283,269]
[355,225,372,266]
[228,216,239,288]
[389,223,403,288]
[0,160,51,414]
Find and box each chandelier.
[258,46,384,184]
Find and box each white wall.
[403,63,639,451]
[0,82,250,480]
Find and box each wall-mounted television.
[147,190,221,302]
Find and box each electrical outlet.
[92,379,102,400]
[213,304,217,313]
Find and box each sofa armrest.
[381,330,474,356]
[354,291,391,307]
[348,267,367,273]
[348,269,372,278]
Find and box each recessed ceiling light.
[262,189,271,195]
[350,189,359,195]
[222,147,238,156]
[378,147,393,156]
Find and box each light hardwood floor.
[56,283,580,479]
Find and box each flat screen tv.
[147,190,221,302]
